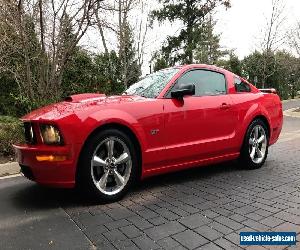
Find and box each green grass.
[0,116,23,157]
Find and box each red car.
[14,64,283,201]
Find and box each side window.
[176,70,226,96]
[234,77,251,93]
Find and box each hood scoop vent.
[65,93,106,103]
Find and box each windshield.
[124,68,179,98]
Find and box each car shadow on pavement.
[11,183,79,210]
[136,160,240,189]
[11,160,245,210]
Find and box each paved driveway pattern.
[0,100,300,250]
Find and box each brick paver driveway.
[0,100,300,250]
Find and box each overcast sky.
[214,0,299,58]
[82,0,300,75]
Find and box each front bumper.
[14,143,81,188]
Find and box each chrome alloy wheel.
[249,125,267,164]
[91,136,132,195]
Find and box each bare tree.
[94,0,147,88]
[262,0,286,51]
[135,1,149,68]
[289,21,300,57]
[260,0,286,87]
[0,0,97,104]
[94,0,111,54]
[117,0,139,88]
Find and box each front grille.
[24,122,36,144]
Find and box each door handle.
[220,103,231,110]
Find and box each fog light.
[36,155,67,162]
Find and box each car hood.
[21,93,146,121]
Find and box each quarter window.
[175,69,226,96]
[234,77,251,92]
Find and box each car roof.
[178,64,227,71]
[171,64,230,74]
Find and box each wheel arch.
[76,122,143,184]
[239,114,270,169]
[239,113,271,152]
[252,115,271,137]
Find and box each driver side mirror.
[171,83,195,99]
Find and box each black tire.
[239,119,269,169]
[77,128,138,202]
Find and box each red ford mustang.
[14,64,283,201]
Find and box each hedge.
[0,116,24,157]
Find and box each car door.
[163,69,238,166]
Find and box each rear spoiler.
[259,88,277,94]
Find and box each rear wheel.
[240,119,269,169]
[78,129,138,202]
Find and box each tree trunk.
[186,24,193,64]
[95,1,108,54]
[185,0,194,64]
[17,0,34,100]
[38,0,45,52]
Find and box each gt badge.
[150,129,159,135]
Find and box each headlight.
[40,124,63,145]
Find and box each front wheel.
[239,119,269,169]
[77,129,138,202]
